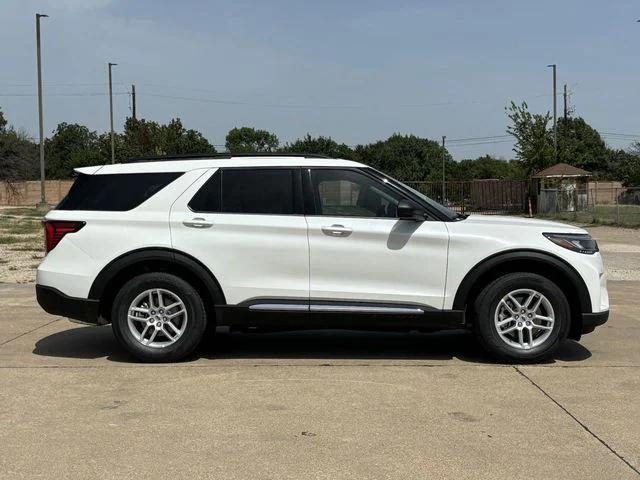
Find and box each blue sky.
[1,0,639,159]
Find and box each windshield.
[366,168,460,221]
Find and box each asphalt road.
[0,277,638,480]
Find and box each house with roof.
[533,163,591,213]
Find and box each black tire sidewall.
[111,273,206,362]
[475,273,570,362]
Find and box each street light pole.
[35,13,49,208]
[547,64,557,163]
[441,135,446,203]
[108,62,117,163]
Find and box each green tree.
[279,134,354,158]
[557,117,609,174]
[0,107,38,181]
[353,134,452,182]
[506,101,553,176]
[0,108,7,133]
[225,127,279,153]
[45,123,102,179]
[454,155,524,180]
[98,131,125,163]
[609,147,640,186]
[121,117,215,159]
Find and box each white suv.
[36,154,609,363]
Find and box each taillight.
[43,220,85,253]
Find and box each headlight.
[543,233,599,254]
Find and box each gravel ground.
[582,225,640,281]
[0,208,45,284]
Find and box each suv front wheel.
[111,272,207,362]
[474,272,570,363]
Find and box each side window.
[57,172,183,211]
[189,168,300,215]
[188,170,221,213]
[310,169,403,218]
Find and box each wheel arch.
[453,249,592,340]
[89,247,226,323]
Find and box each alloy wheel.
[494,288,555,350]
[127,288,188,348]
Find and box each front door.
[305,168,449,309]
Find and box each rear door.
[304,168,449,309]
[169,167,309,305]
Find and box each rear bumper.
[581,310,609,334]
[36,284,101,325]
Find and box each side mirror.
[397,200,426,222]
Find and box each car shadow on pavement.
[32,325,592,365]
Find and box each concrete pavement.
[0,281,638,479]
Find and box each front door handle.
[183,218,213,229]
[321,224,352,237]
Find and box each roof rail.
[126,152,331,163]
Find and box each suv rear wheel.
[474,272,570,363]
[111,272,207,362]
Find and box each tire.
[111,272,207,363]
[473,272,570,363]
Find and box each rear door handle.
[321,224,352,237]
[183,217,213,229]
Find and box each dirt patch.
[586,225,640,281]
[0,207,45,284]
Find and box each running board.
[249,303,425,315]
[216,299,465,331]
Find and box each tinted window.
[57,172,182,211]
[311,169,402,218]
[188,170,221,213]
[189,168,300,215]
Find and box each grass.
[0,236,24,245]
[540,204,640,228]
[9,245,43,252]
[0,207,46,217]
[2,221,42,235]
[0,211,43,245]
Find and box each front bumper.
[36,284,101,325]
[581,310,609,334]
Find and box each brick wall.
[0,180,73,206]
[587,181,623,205]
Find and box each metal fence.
[537,186,640,227]
[404,180,530,215]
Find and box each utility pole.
[563,84,568,120]
[131,84,136,120]
[108,62,117,163]
[35,13,49,208]
[547,64,557,162]
[441,135,446,203]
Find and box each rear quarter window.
[56,172,183,211]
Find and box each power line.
[447,135,512,143]
[0,92,128,97]
[136,92,556,110]
[601,132,640,138]
[140,82,564,100]
[0,82,575,111]
[0,82,125,87]
[447,139,514,148]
